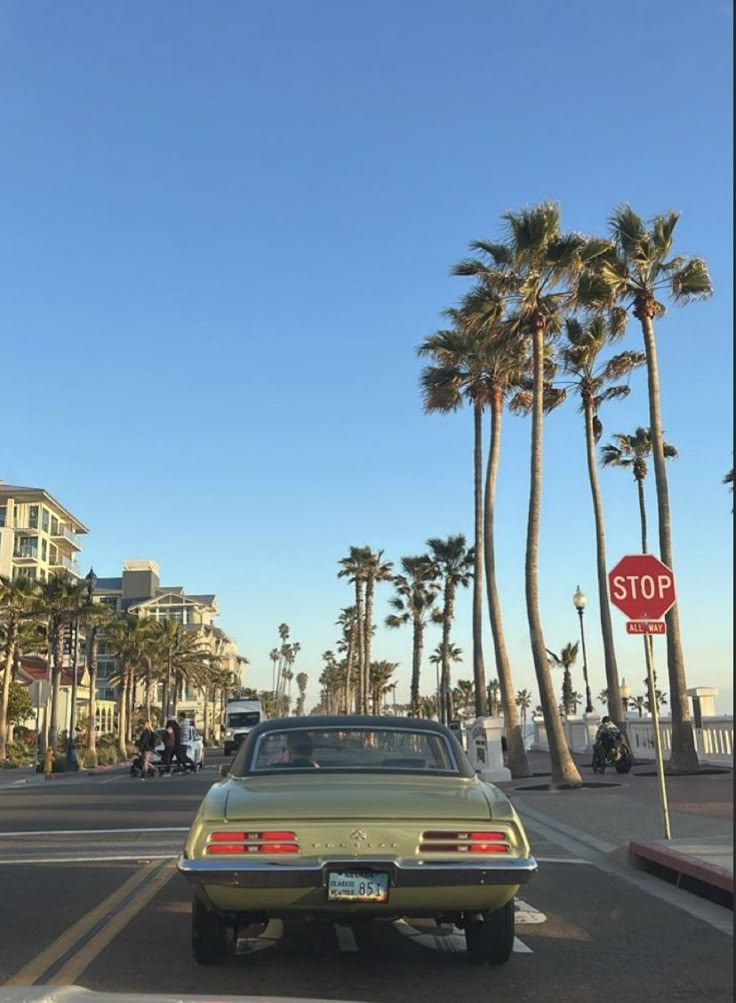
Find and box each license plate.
[327,870,390,902]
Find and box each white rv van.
[223,699,263,756]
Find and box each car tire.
[192,896,232,965]
[464,900,515,965]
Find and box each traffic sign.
[608,554,676,622]
[626,621,666,635]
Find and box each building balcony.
[51,525,82,550]
[50,555,82,577]
[12,552,38,563]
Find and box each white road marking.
[0,854,178,865]
[534,856,592,865]
[0,827,188,837]
[393,916,536,954]
[515,899,547,924]
[334,924,359,952]
[236,919,283,954]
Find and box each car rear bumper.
[177,854,537,889]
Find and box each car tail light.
[419,830,510,854]
[206,831,299,854]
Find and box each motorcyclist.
[595,716,621,756]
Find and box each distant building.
[93,560,246,731]
[0,481,87,583]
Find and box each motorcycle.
[592,731,633,774]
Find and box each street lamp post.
[67,568,97,771]
[572,586,594,714]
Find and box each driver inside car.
[280,732,320,767]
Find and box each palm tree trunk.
[639,313,699,772]
[87,627,98,768]
[116,668,128,760]
[583,400,623,728]
[484,390,531,777]
[636,475,648,553]
[440,586,454,725]
[472,399,488,717]
[526,320,581,787]
[354,581,365,714]
[49,621,64,751]
[364,580,374,716]
[410,615,424,716]
[0,618,19,761]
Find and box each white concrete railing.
[627,716,734,765]
[530,714,734,766]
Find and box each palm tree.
[0,575,40,761]
[560,314,646,725]
[593,205,712,773]
[269,648,280,696]
[338,548,369,713]
[429,642,463,721]
[570,691,583,716]
[295,672,308,716]
[454,203,607,786]
[598,689,609,708]
[385,555,439,716]
[37,574,88,751]
[419,319,492,718]
[601,426,678,553]
[453,679,475,716]
[106,615,143,757]
[426,535,474,725]
[81,603,118,767]
[335,607,358,712]
[362,549,393,713]
[515,689,533,739]
[369,660,398,713]
[469,301,534,776]
[546,642,580,717]
[630,694,647,718]
[418,694,438,720]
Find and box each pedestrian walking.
[162,719,177,774]
[171,714,195,773]
[137,720,157,779]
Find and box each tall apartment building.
[0,482,87,582]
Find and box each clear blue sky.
[2,1,732,713]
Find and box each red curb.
[629,840,734,893]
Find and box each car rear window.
[227,712,261,727]
[248,726,458,774]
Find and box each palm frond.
[670,257,713,302]
[652,211,680,257]
[609,204,645,255]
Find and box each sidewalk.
[0,762,130,789]
[499,749,733,909]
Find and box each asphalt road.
[0,751,732,1003]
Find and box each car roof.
[253,715,454,734]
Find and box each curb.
[629,840,734,896]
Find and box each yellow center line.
[48,861,177,985]
[3,860,172,987]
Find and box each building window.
[0,507,5,527]
[29,506,39,529]
[49,545,58,565]
[50,516,59,536]
[13,536,38,559]
[42,539,48,561]
[42,508,50,532]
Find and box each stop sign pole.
[608,553,674,840]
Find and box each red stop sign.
[608,554,676,621]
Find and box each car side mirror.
[219,764,230,777]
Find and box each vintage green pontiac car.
[178,716,537,966]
